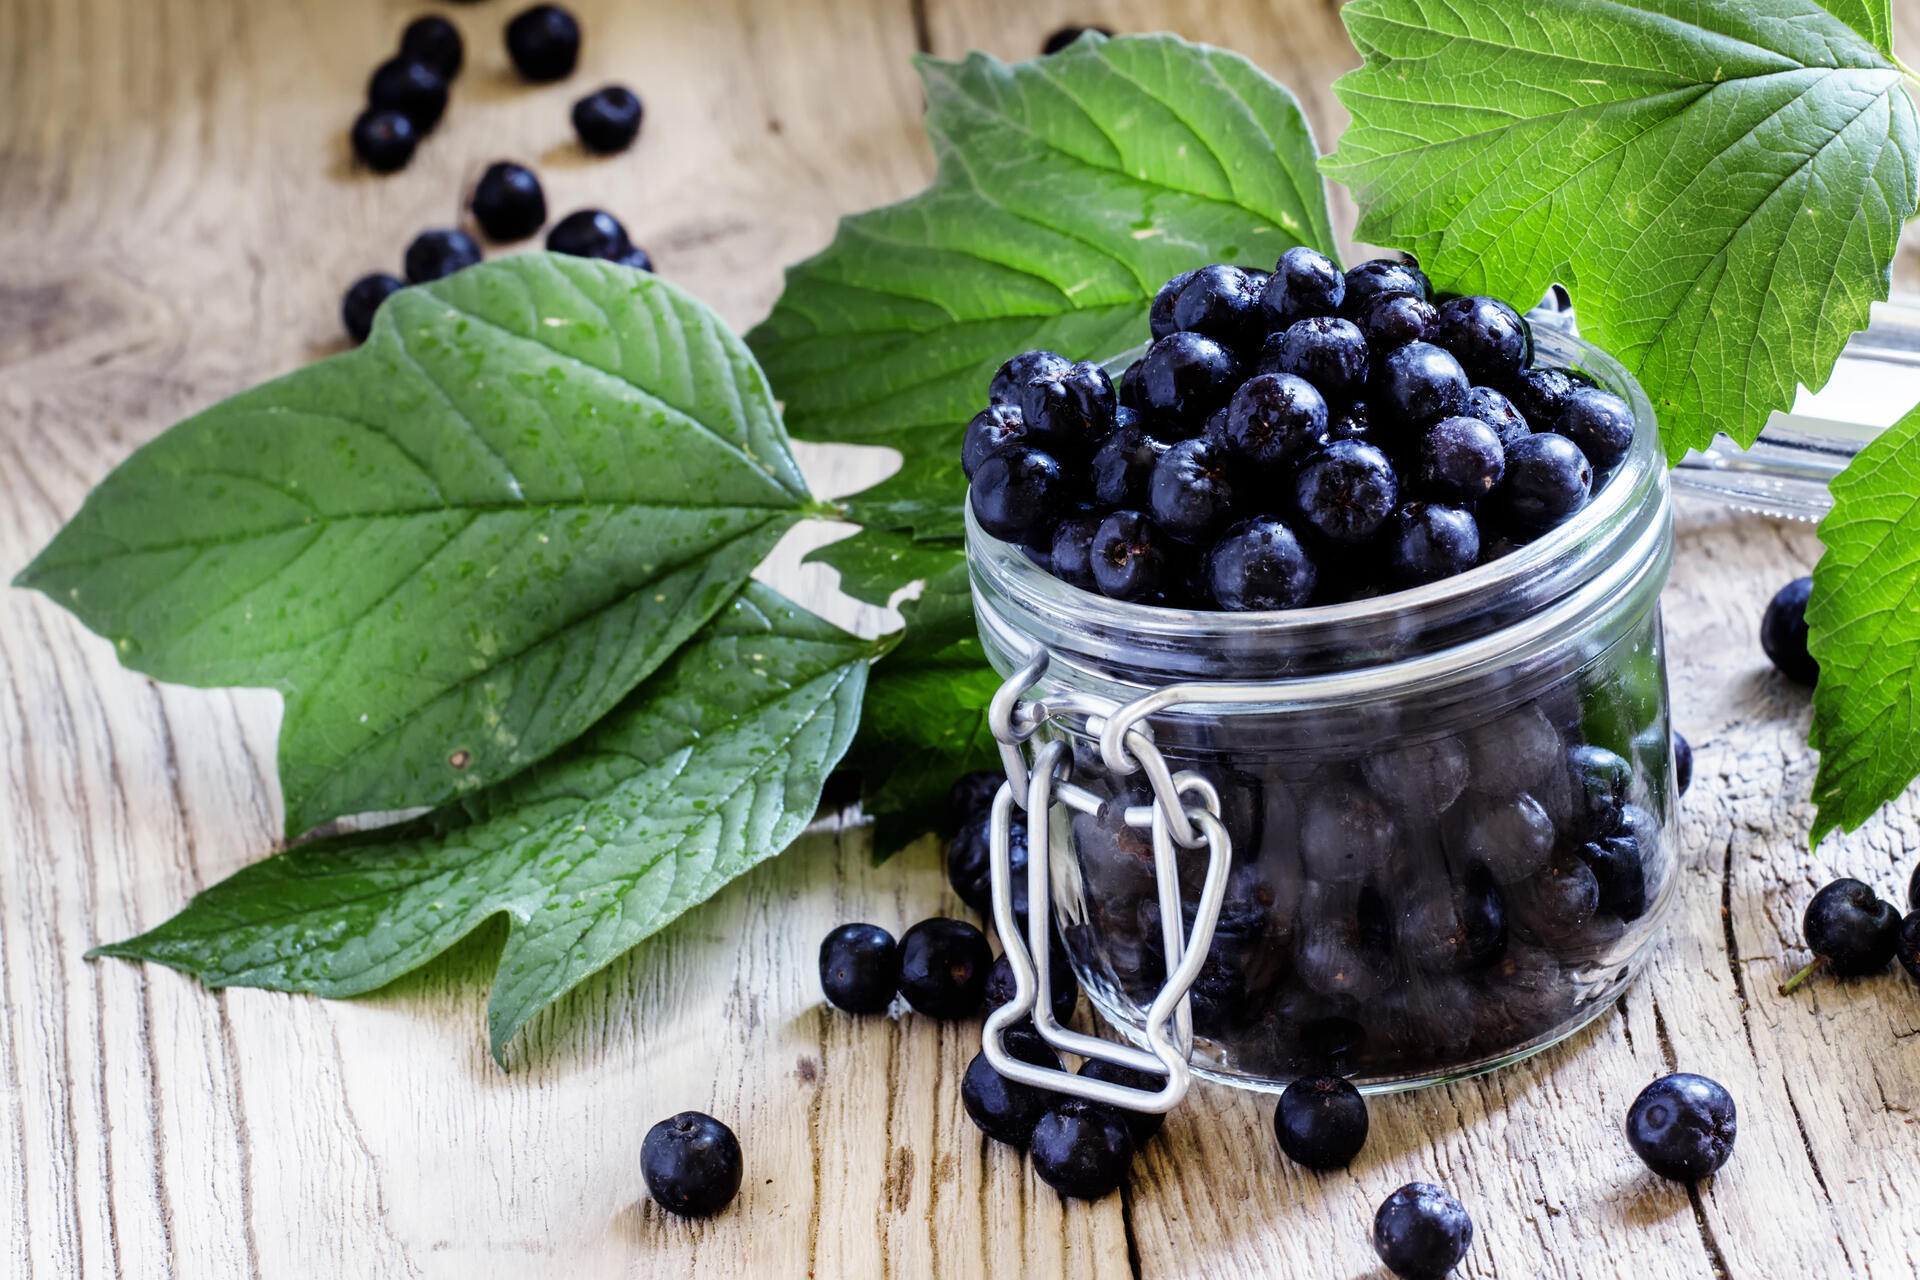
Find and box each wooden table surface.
[7,1,1920,1276]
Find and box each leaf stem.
[1778,956,1823,996]
[1895,51,1920,94]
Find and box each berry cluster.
[963,250,1638,610]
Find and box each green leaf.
[93,584,875,1063]
[806,526,966,607]
[1816,0,1893,56]
[17,255,815,836]
[749,30,1336,599]
[1807,399,1920,846]
[1323,0,1920,462]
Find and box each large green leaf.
[18,255,817,836]
[1323,0,1919,462]
[94,585,875,1063]
[1808,399,1920,846]
[750,30,1337,592]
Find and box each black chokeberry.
[1149,437,1237,544]
[1299,783,1397,883]
[399,15,464,80]
[1625,1074,1737,1182]
[1041,24,1113,55]
[613,246,654,272]
[1017,359,1116,458]
[1898,911,1920,984]
[1076,1060,1167,1144]
[1262,245,1345,325]
[1375,341,1471,428]
[403,228,483,283]
[351,108,418,173]
[1576,826,1648,921]
[1455,791,1555,883]
[1050,515,1103,591]
[961,1024,1062,1147]
[367,57,448,132]
[470,161,547,241]
[896,918,992,1018]
[1386,503,1479,585]
[1260,316,1370,402]
[1149,270,1197,341]
[1326,401,1371,443]
[1170,264,1265,349]
[1910,862,1919,913]
[950,771,1004,830]
[1373,1182,1473,1279]
[1498,432,1591,529]
[970,447,1066,545]
[1341,258,1429,319]
[546,208,631,259]
[1089,414,1163,507]
[818,923,898,1013]
[962,403,1027,479]
[1091,511,1171,602]
[1761,576,1818,685]
[573,85,643,153]
[1463,384,1530,448]
[506,4,581,81]
[991,349,1072,405]
[1222,372,1325,469]
[1417,415,1504,502]
[983,948,1079,1025]
[1507,364,1579,425]
[1030,1099,1134,1199]
[341,273,403,344]
[1358,291,1436,351]
[1292,440,1398,545]
[1430,294,1530,383]
[1674,731,1693,798]
[1556,385,1636,471]
[1507,853,1600,943]
[641,1111,743,1218]
[947,812,1026,917]
[1784,878,1899,990]
[1134,331,1240,427]
[1207,516,1317,610]
[1274,1075,1368,1170]
[1565,745,1631,841]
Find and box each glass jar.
[967,329,1675,1094]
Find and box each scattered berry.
[1076,1060,1167,1144]
[399,15,464,80]
[946,813,1026,917]
[470,162,547,241]
[961,1024,1062,1146]
[1761,576,1818,685]
[896,918,992,1018]
[1273,1075,1369,1169]
[1782,877,1899,992]
[1625,1073,1737,1181]
[1910,862,1919,913]
[818,923,898,1014]
[1373,1182,1473,1279]
[546,208,631,259]
[573,84,643,152]
[367,57,448,132]
[1042,24,1113,55]
[403,228,482,283]
[641,1111,743,1217]
[350,108,418,173]
[340,273,403,343]
[1029,1099,1135,1199]
[506,4,581,81]
[1673,731,1693,797]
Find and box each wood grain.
[5,1,1920,1277]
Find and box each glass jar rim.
[967,327,1671,698]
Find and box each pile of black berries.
[963,250,1638,610]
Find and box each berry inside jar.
[963,250,1638,610]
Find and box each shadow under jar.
[967,330,1676,1093]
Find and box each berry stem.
[1778,956,1824,996]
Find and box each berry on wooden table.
[1782,878,1900,992]
[506,4,581,81]
[340,273,403,344]
[961,1023,1062,1147]
[546,208,632,259]
[1030,1099,1135,1199]
[818,923,898,1014]
[949,770,1005,831]
[1761,576,1819,685]
[367,57,448,132]
[1273,1075,1369,1170]
[403,228,482,283]
[399,15,464,80]
[1897,911,1920,984]
[1625,1073,1736,1181]
[470,162,547,241]
[896,918,991,1018]
[573,85,644,152]
[1041,24,1114,54]
[350,108,417,172]
[1673,730,1693,797]
[1372,1182,1473,1279]
[641,1112,743,1218]
[1076,1060,1167,1144]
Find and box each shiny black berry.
[1030,1099,1134,1199]
[1761,576,1818,685]
[961,1024,1062,1147]
[1386,503,1479,585]
[1042,24,1113,54]
[1292,440,1399,545]
[403,228,483,283]
[1463,384,1530,448]
[1261,245,1346,326]
[1417,415,1504,502]
[1674,731,1693,798]
[368,58,448,132]
[506,4,580,81]
[818,923,898,1013]
[1625,1074,1736,1182]
[1557,386,1636,470]
[1507,365,1579,425]
[970,447,1066,544]
[1375,341,1471,428]
[1149,270,1197,340]
[1135,331,1240,428]
[546,208,631,259]
[1050,515,1103,591]
[1498,432,1591,529]
[1170,264,1265,349]
[950,771,1004,830]
[1089,414,1163,507]
[1274,1075,1368,1170]
[351,108,418,173]
[896,918,992,1018]
[1797,878,1899,979]
[572,85,643,153]
[340,273,403,343]
[1341,258,1430,318]
[947,814,1026,917]
[962,403,1027,479]
[1222,372,1325,469]
[1018,359,1116,458]
[1373,1182,1473,1279]
[1091,511,1171,602]
[1897,911,1920,984]
[1076,1060,1166,1144]
[1150,437,1238,544]
[1326,401,1372,444]
[983,948,1079,1025]
[399,15,464,80]
[1358,291,1436,351]
[1576,827,1648,921]
[1260,316,1370,402]
[1207,516,1317,610]
[641,1112,743,1217]
[1910,862,1919,913]
[613,247,654,272]
[1430,295,1530,383]
[990,349,1071,405]
[470,162,547,241]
